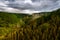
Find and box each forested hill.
[25,9,60,25]
[0,9,60,40]
[0,12,31,39]
[0,12,31,27]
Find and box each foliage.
[0,9,60,40]
[0,12,19,27]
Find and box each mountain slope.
[0,9,60,40]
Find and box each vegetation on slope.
[0,12,29,38]
[0,9,60,40]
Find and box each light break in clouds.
[0,0,60,14]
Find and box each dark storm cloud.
[0,0,60,14]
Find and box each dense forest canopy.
[0,9,60,40]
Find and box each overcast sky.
[0,0,60,14]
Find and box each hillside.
[0,12,30,39]
[0,9,60,40]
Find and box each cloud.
[0,0,60,14]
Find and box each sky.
[0,0,60,14]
